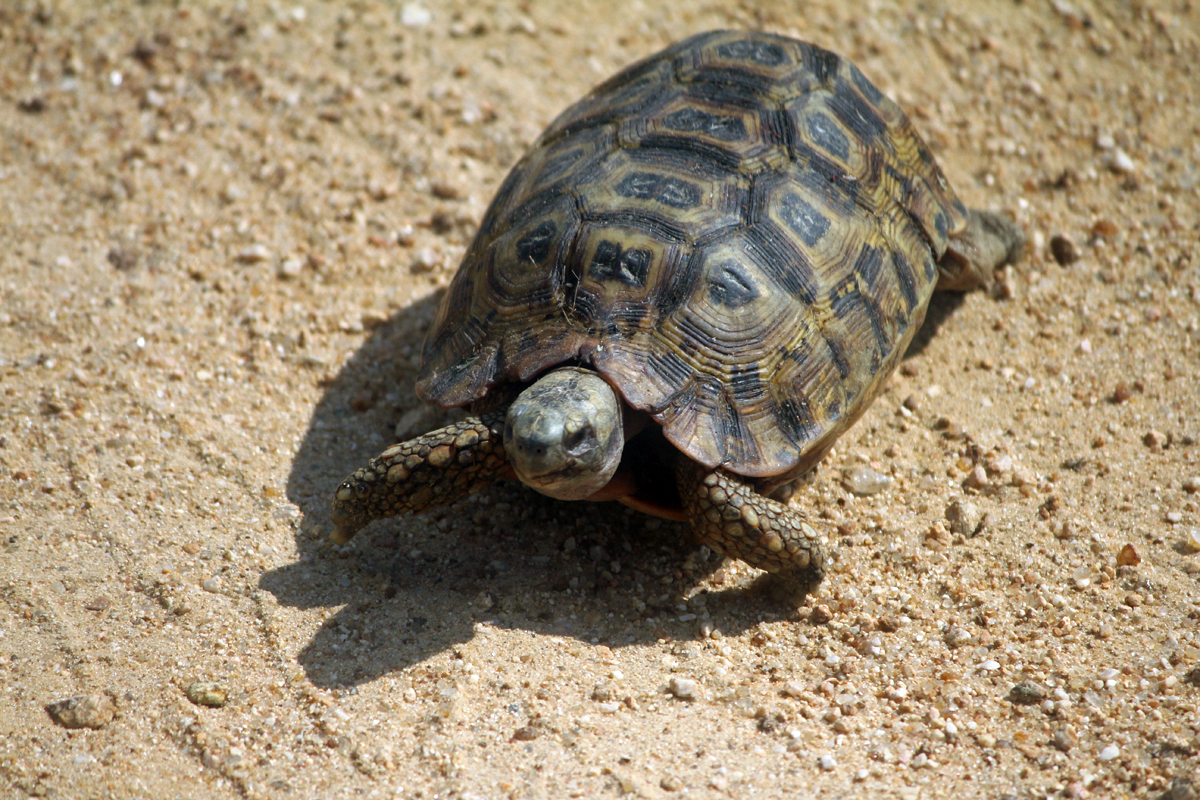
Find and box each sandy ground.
[2,0,1199,798]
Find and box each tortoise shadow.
[262,291,801,690]
[904,288,968,359]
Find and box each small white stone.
[411,247,440,272]
[841,465,892,496]
[944,626,973,649]
[1181,528,1200,554]
[236,244,271,263]
[400,3,431,26]
[668,677,699,701]
[1109,148,1136,175]
[278,258,304,278]
[1098,744,1120,761]
[818,754,837,771]
[985,453,1013,474]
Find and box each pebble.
[964,465,988,488]
[985,453,1012,474]
[1117,544,1141,567]
[1008,470,1036,489]
[45,694,116,729]
[944,626,973,649]
[660,775,684,792]
[841,465,892,496]
[235,244,271,264]
[186,681,229,708]
[411,248,441,272]
[1181,528,1200,554]
[945,498,984,536]
[1109,148,1136,175]
[809,604,833,624]
[1143,430,1167,448]
[84,595,112,612]
[278,258,304,279]
[512,725,540,741]
[592,682,618,702]
[818,754,837,771]
[1183,477,1200,494]
[668,677,699,701]
[1049,234,1081,265]
[1098,744,1120,761]
[430,181,463,200]
[1007,681,1047,705]
[400,3,431,26]
[1051,729,1077,752]
[1160,778,1198,800]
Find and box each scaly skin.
[332,416,826,594]
[330,410,508,544]
[674,459,824,593]
[937,209,1026,291]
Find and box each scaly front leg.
[330,410,509,544]
[674,460,825,595]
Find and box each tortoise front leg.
[330,410,509,544]
[674,460,825,594]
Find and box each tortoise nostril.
[563,425,591,452]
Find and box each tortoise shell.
[417,30,969,484]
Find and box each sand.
[1,0,1198,797]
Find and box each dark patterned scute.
[418,30,970,481]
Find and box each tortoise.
[330,30,1023,593]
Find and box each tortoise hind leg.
[936,209,1026,291]
[330,410,510,544]
[674,460,825,595]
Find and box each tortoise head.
[504,367,624,501]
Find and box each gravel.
[3,3,1199,799]
[45,694,116,730]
